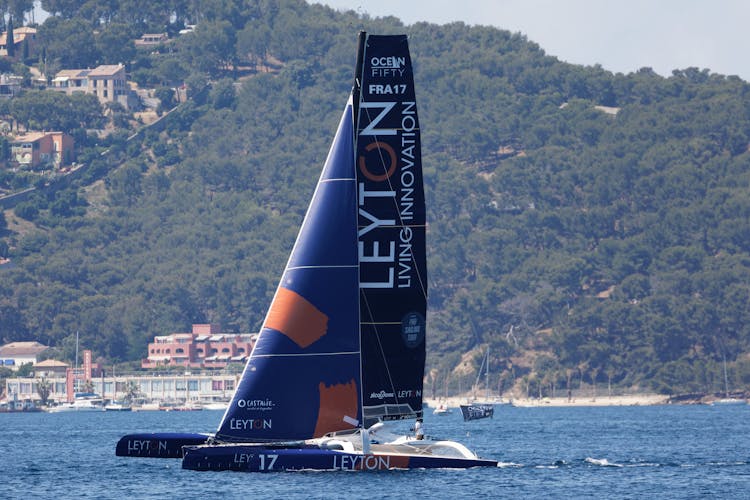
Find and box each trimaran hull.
[116,430,498,469]
[182,444,497,471]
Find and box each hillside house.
[51,64,139,109]
[0,341,49,370]
[10,131,75,169]
[135,33,168,47]
[0,26,37,58]
[0,74,22,98]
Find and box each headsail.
[355,34,427,425]
[216,98,362,442]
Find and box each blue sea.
[2,404,749,499]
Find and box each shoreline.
[425,393,672,409]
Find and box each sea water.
[1,404,749,499]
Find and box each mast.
[353,31,367,429]
[352,31,366,132]
[485,347,490,402]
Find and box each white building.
[0,341,49,370]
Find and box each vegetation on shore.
[1,0,750,398]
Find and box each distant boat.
[104,401,132,412]
[459,403,494,421]
[712,398,746,406]
[201,401,229,411]
[460,347,495,421]
[48,392,105,412]
[433,404,453,416]
[713,355,746,405]
[0,397,42,413]
[116,32,497,471]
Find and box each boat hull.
[182,444,498,471]
[115,432,210,458]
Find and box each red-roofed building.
[142,324,257,370]
[10,131,75,169]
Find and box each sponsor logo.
[401,312,425,348]
[370,56,406,78]
[126,439,167,454]
[236,398,275,411]
[358,100,420,290]
[370,390,395,400]
[228,418,272,430]
[333,454,392,470]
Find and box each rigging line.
[359,290,401,407]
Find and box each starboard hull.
[181,444,498,471]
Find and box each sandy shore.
[425,393,669,409]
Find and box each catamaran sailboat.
[116,32,497,471]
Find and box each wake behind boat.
[117,32,496,471]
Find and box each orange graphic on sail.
[264,287,328,348]
[313,380,359,437]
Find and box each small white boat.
[433,404,453,416]
[201,401,229,411]
[712,398,746,405]
[104,401,132,412]
[48,393,105,412]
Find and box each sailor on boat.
[414,418,424,440]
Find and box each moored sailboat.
[117,32,496,471]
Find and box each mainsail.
[355,34,426,425]
[215,33,425,442]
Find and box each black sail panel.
[355,34,426,425]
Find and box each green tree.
[38,17,99,68]
[37,377,51,405]
[5,15,14,58]
[94,22,137,65]
[176,20,237,77]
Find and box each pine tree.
[6,15,15,58]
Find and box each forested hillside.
[1,0,750,396]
